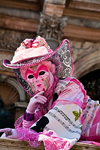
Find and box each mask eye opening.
[28,74,34,79]
[39,71,45,76]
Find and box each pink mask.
[25,65,50,92]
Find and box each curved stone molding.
[0,81,19,105]
[5,77,26,102]
[73,49,100,79]
[69,40,100,79]
[0,75,26,102]
[70,41,100,63]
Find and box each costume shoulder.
[55,77,85,94]
[53,76,89,108]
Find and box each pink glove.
[26,91,47,114]
[0,128,22,139]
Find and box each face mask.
[25,65,50,92]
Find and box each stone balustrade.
[0,138,100,150]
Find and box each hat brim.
[3,39,73,78]
[3,51,55,69]
[3,39,73,96]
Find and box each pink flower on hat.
[22,39,34,49]
[22,36,49,49]
[11,36,52,64]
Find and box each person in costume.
[1,36,100,150]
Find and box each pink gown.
[15,76,100,150]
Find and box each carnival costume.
[0,36,100,150]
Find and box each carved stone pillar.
[37,13,67,42]
[37,0,67,48]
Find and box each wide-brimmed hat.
[3,36,73,96]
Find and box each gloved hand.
[26,91,47,114]
[0,128,22,139]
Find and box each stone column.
[37,0,67,49]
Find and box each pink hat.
[3,36,73,96]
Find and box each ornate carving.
[0,29,36,52]
[37,13,67,42]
